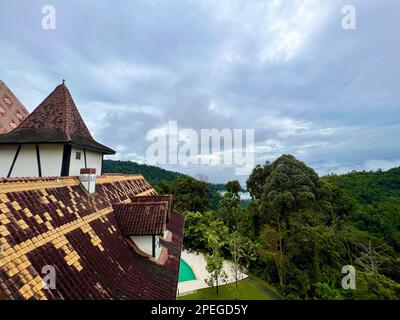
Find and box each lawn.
[178,275,282,300]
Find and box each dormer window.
[113,199,170,259]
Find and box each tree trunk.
[277,214,284,286]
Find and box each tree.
[246,161,272,200]
[240,238,258,271]
[355,238,391,273]
[229,231,245,299]
[219,192,240,231]
[354,271,400,300]
[154,179,172,194]
[172,176,210,212]
[182,211,211,250]
[249,155,362,298]
[205,222,229,294]
[226,180,241,195]
[260,225,285,286]
[205,250,228,295]
[260,155,321,226]
[218,180,244,231]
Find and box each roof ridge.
[62,83,71,140]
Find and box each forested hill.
[324,166,400,252]
[102,159,227,192]
[323,167,400,204]
[102,159,225,209]
[103,159,185,185]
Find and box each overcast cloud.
[1,0,399,183]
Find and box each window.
[75,152,81,160]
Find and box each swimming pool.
[178,259,196,282]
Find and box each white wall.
[0,144,103,178]
[131,235,153,256]
[69,147,102,176]
[155,235,162,259]
[69,146,86,176]
[10,144,38,177]
[86,149,103,174]
[39,144,63,176]
[0,145,18,177]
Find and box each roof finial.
[62,79,65,85]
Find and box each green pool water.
[178,259,196,282]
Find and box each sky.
[1,0,399,184]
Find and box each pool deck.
[177,250,248,297]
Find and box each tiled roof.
[114,201,169,236]
[132,194,172,221]
[0,83,115,154]
[0,175,184,300]
[0,80,29,134]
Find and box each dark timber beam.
[35,145,42,177]
[61,144,72,176]
[7,145,21,178]
[83,148,87,168]
[152,235,156,257]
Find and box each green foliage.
[258,155,324,226]
[205,220,229,294]
[219,192,240,231]
[103,159,222,210]
[226,180,241,195]
[182,211,210,250]
[314,283,346,300]
[323,167,400,204]
[103,159,183,185]
[172,176,210,212]
[246,155,400,300]
[246,161,272,200]
[353,271,400,300]
[324,168,400,251]
[126,154,400,300]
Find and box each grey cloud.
[1,0,399,184]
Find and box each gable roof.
[0,83,115,154]
[0,174,184,300]
[114,201,169,236]
[0,80,29,134]
[132,194,173,221]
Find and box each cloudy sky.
[1,0,399,183]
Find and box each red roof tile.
[114,202,169,236]
[132,195,172,221]
[0,83,114,154]
[0,80,29,134]
[0,175,184,300]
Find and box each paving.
[177,250,248,296]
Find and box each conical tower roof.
[0,82,115,154]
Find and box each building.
[0,175,184,299]
[0,82,115,178]
[0,81,184,300]
[114,195,172,259]
[0,80,29,134]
